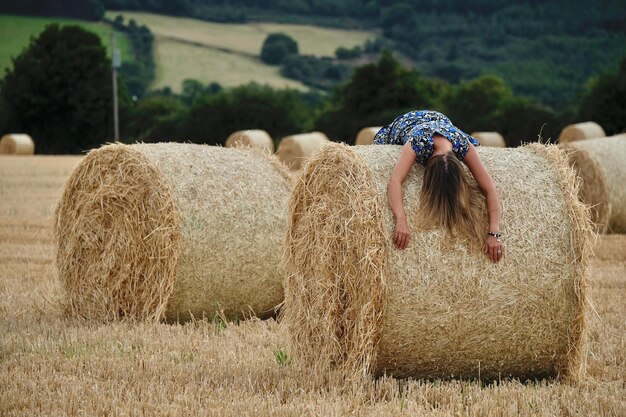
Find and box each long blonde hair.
[419,151,485,245]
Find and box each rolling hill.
[105,11,377,92]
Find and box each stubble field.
[0,155,624,416]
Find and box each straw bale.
[225,129,274,154]
[276,132,330,171]
[594,234,626,262]
[558,122,605,143]
[567,134,626,233]
[355,127,382,145]
[54,143,292,322]
[0,134,35,155]
[471,132,506,148]
[283,143,593,381]
[559,144,611,234]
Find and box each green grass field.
[0,14,133,76]
[153,39,307,91]
[106,11,376,92]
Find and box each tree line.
[1,26,624,154]
[2,0,624,109]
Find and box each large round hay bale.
[558,122,605,143]
[0,134,35,155]
[355,127,382,145]
[559,144,611,234]
[225,129,274,154]
[471,131,506,147]
[276,132,329,171]
[55,143,292,322]
[283,143,593,381]
[568,134,626,233]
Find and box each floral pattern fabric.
[373,110,480,165]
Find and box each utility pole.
[111,31,121,142]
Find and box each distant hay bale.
[559,144,611,234]
[595,234,626,262]
[558,122,605,143]
[225,129,274,154]
[283,143,593,382]
[55,143,292,322]
[471,132,506,147]
[568,134,626,233]
[355,127,382,145]
[0,134,35,155]
[276,132,330,171]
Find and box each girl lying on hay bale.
[374,110,505,263]
[283,110,593,382]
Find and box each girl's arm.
[462,144,504,262]
[388,142,416,249]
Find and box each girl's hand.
[484,235,504,263]
[394,218,410,250]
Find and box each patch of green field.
[0,14,133,76]
[106,11,375,57]
[153,40,307,92]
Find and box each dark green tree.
[314,51,444,141]
[260,33,299,65]
[443,75,513,132]
[0,25,128,153]
[577,57,626,136]
[148,83,316,145]
[125,95,186,140]
[495,97,563,147]
[0,0,104,20]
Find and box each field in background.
[0,14,133,77]
[106,11,376,92]
[0,155,624,416]
[153,39,307,91]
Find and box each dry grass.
[0,154,624,416]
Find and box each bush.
[260,33,299,65]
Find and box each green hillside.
[0,14,133,76]
[105,11,376,92]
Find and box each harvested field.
[0,154,624,416]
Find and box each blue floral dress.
[373,110,480,165]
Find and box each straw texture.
[355,127,382,145]
[0,134,35,155]
[558,122,606,143]
[225,129,275,154]
[283,143,593,381]
[276,132,330,171]
[567,134,626,233]
[559,144,611,233]
[472,132,506,148]
[55,143,292,322]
